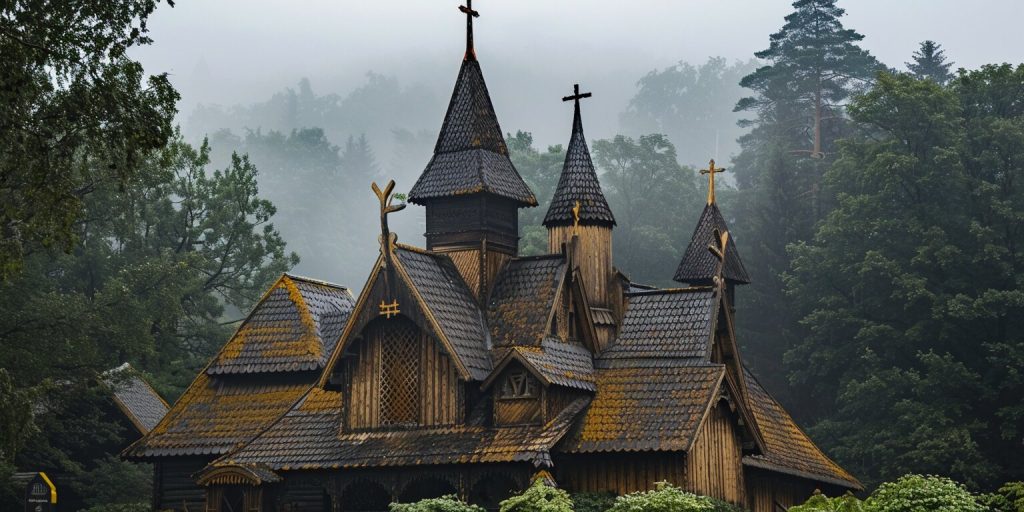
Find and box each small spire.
[458,0,480,61]
[700,159,726,205]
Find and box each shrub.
[865,474,986,512]
[500,479,574,512]
[390,495,485,512]
[789,491,865,512]
[979,482,1024,512]
[606,482,719,512]
[570,492,616,512]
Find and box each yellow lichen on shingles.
[281,275,322,359]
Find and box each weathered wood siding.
[345,318,461,429]
[155,457,209,511]
[440,248,510,301]
[555,453,686,495]
[745,469,818,512]
[685,402,745,505]
[548,225,612,307]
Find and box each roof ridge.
[282,273,350,290]
[624,286,714,296]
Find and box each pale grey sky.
[132,0,1024,146]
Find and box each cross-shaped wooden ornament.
[459,0,480,60]
[700,159,726,205]
[562,83,592,104]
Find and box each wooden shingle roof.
[674,203,750,285]
[208,274,355,375]
[486,339,596,392]
[742,368,863,490]
[600,288,717,361]
[409,58,536,206]
[106,363,169,435]
[543,97,615,227]
[487,255,566,347]
[215,388,590,470]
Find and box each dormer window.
[500,369,538,399]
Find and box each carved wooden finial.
[372,180,406,318]
[700,159,727,205]
[458,0,480,60]
[572,200,581,232]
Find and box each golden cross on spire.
[459,0,480,60]
[700,159,726,205]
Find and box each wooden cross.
[700,159,726,205]
[459,0,480,60]
[372,180,406,318]
[562,83,592,105]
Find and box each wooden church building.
[123,4,861,511]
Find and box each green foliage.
[0,0,179,277]
[980,482,1024,512]
[81,504,151,512]
[591,134,701,287]
[790,491,865,512]
[390,495,485,512]
[786,67,1024,488]
[620,57,756,167]
[865,475,986,512]
[906,41,954,84]
[606,482,721,512]
[569,492,616,512]
[506,131,566,256]
[0,368,35,463]
[499,479,574,512]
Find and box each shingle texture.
[743,368,862,489]
[562,361,724,453]
[673,203,750,285]
[123,373,309,458]
[107,364,169,434]
[396,247,492,380]
[409,59,536,206]
[208,275,355,375]
[600,289,716,361]
[543,102,615,227]
[487,255,566,347]
[501,339,596,391]
[218,388,590,470]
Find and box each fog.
[127,0,1024,287]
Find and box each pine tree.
[906,40,954,84]
[341,133,380,189]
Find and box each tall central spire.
[459,0,479,61]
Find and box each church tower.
[674,160,750,301]
[544,84,617,346]
[408,1,537,301]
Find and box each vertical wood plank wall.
[745,470,818,512]
[555,453,686,495]
[347,320,460,429]
[156,458,209,511]
[685,402,745,505]
[548,225,612,307]
[438,248,511,301]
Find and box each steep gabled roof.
[484,338,596,392]
[560,360,725,453]
[543,98,615,227]
[600,288,717,361]
[395,246,492,380]
[487,255,566,347]
[742,368,863,490]
[105,363,169,435]
[409,58,536,206]
[208,274,356,375]
[673,203,750,285]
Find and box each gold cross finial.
[458,0,480,60]
[572,200,581,232]
[699,159,726,205]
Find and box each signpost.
[24,472,57,512]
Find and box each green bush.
[606,482,720,512]
[390,495,485,512]
[980,482,1024,512]
[789,491,865,512]
[570,492,616,512]
[865,475,986,512]
[500,479,574,512]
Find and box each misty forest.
[2,0,1024,511]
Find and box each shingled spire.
[409,2,536,302]
[674,160,750,286]
[543,84,615,228]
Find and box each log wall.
[155,457,209,511]
[685,401,746,505]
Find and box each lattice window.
[500,369,538,399]
[379,321,420,426]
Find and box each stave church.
[123,3,861,511]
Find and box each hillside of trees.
[1,0,1023,509]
